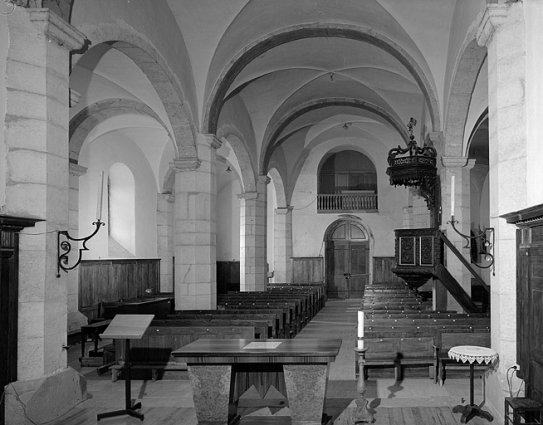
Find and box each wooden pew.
[360,336,436,380]
[152,319,269,339]
[218,300,298,337]
[167,311,280,338]
[433,329,492,385]
[111,325,255,382]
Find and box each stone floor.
[56,299,502,425]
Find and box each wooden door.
[325,221,369,299]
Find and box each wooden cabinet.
[216,261,240,294]
[504,205,543,403]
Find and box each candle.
[450,175,455,218]
[358,311,364,337]
[96,172,104,221]
[358,311,364,349]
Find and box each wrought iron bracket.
[448,216,495,274]
[57,220,104,277]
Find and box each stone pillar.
[67,163,89,332]
[476,2,527,417]
[3,8,86,380]
[441,156,475,312]
[239,175,269,291]
[273,206,293,283]
[157,193,174,292]
[172,134,220,310]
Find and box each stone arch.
[444,39,487,156]
[72,24,197,158]
[267,167,287,208]
[69,98,173,161]
[261,98,409,173]
[216,124,257,193]
[204,23,441,136]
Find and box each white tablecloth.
[448,345,498,365]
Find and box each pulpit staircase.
[391,228,490,314]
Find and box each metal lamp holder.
[57,220,104,277]
[448,215,495,274]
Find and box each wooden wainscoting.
[372,256,404,284]
[79,258,160,321]
[291,257,323,283]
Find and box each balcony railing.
[317,194,378,212]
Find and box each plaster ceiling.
[72,0,467,187]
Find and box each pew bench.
[360,336,435,380]
[110,325,256,382]
[433,329,492,385]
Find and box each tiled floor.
[57,299,500,425]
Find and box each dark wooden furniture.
[504,397,543,425]
[111,324,256,382]
[78,258,160,322]
[80,319,111,361]
[102,296,173,320]
[217,261,240,294]
[0,216,40,425]
[503,204,543,404]
[97,314,154,422]
[171,338,341,425]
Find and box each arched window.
[318,151,378,212]
[108,163,135,256]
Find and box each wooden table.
[448,345,499,423]
[171,338,342,425]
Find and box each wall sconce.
[448,216,495,275]
[57,172,105,277]
[57,220,104,277]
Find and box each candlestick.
[96,172,104,221]
[450,175,455,217]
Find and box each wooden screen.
[504,204,543,403]
[79,258,160,321]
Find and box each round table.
[448,345,499,423]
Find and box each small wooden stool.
[505,397,543,425]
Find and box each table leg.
[283,364,329,425]
[452,363,494,423]
[80,328,86,359]
[188,365,232,425]
[97,339,144,421]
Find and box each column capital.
[476,3,509,47]
[69,162,87,177]
[170,157,201,172]
[425,131,443,147]
[238,191,258,201]
[441,156,476,170]
[275,206,293,215]
[197,133,222,150]
[27,9,87,51]
[258,175,271,185]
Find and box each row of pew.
[360,282,491,384]
[110,283,326,381]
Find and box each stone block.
[5,367,88,425]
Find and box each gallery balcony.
[317,193,378,213]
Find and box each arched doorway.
[325,219,369,299]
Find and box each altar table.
[448,345,499,423]
[171,338,342,425]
